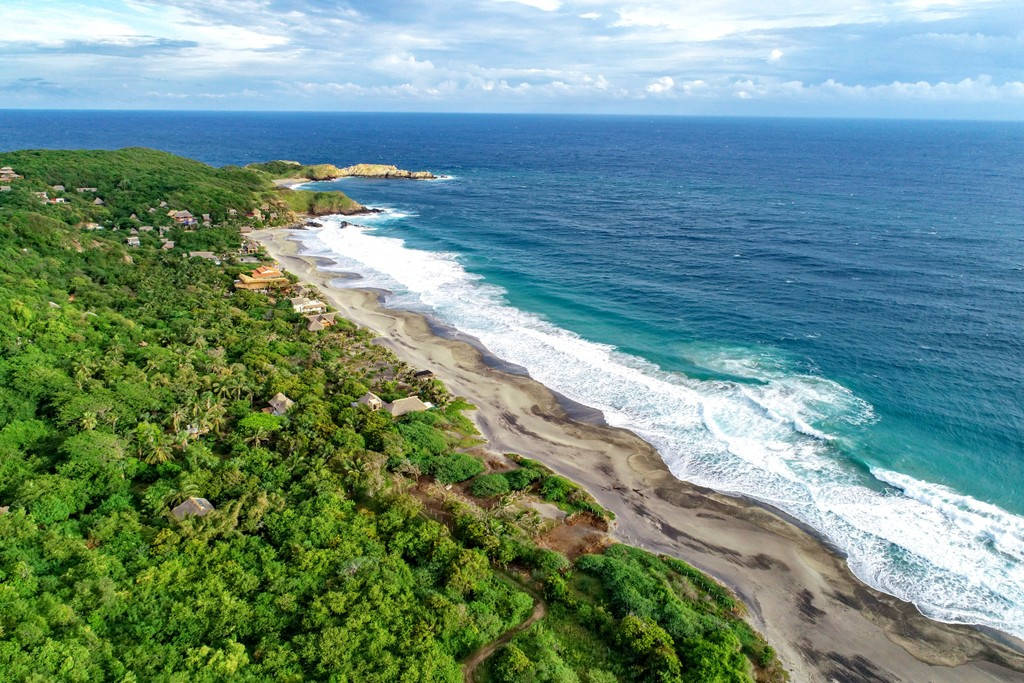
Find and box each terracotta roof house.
[234,265,289,290]
[355,392,384,411]
[171,496,214,520]
[290,296,328,315]
[252,265,284,279]
[266,392,295,416]
[385,396,432,417]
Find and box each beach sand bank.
[253,226,1024,682]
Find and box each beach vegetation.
[471,473,512,498]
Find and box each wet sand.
[254,226,1024,682]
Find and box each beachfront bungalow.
[188,251,221,264]
[76,187,97,193]
[93,197,105,205]
[266,392,294,416]
[171,496,214,520]
[354,392,384,411]
[126,236,141,247]
[290,296,328,315]
[385,396,432,417]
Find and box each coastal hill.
[248,159,437,181]
[0,147,783,681]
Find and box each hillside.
[0,148,782,682]
[248,159,436,180]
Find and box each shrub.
[504,467,543,490]
[432,453,484,484]
[470,473,510,498]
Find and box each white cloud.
[769,48,784,62]
[497,0,562,11]
[646,75,674,93]
[579,12,601,20]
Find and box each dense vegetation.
[0,148,783,682]
[245,160,346,181]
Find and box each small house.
[126,236,140,247]
[385,396,432,417]
[290,296,327,315]
[413,370,434,379]
[76,187,98,193]
[228,208,238,216]
[0,505,9,515]
[33,191,47,200]
[355,392,383,411]
[159,200,168,208]
[239,225,253,234]
[171,496,214,520]
[51,184,65,191]
[130,213,139,220]
[161,240,175,250]
[148,207,157,214]
[266,392,294,416]
[202,213,211,224]
[0,186,10,192]
[93,197,105,205]
[305,312,336,331]
[138,225,153,232]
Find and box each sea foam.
[301,216,1024,638]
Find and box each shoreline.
[253,226,1024,682]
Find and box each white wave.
[298,216,1024,638]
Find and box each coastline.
[253,226,1024,682]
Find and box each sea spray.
[299,216,1024,638]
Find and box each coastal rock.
[335,163,436,180]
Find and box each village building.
[239,225,253,235]
[51,184,65,191]
[237,256,260,264]
[82,222,101,230]
[76,187,97,193]
[159,200,168,208]
[228,208,238,217]
[202,213,211,224]
[0,186,10,192]
[266,392,294,416]
[93,197,105,205]
[354,392,384,411]
[240,238,260,254]
[47,197,68,204]
[413,369,435,379]
[0,505,9,515]
[290,296,328,315]
[246,208,264,221]
[234,264,289,290]
[138,225,153,232]
[161,240,175,250]
[33,191,48,200]
[148,207,157,214]
[385,396,433,417]
[126,236,141,247]
[171,497,214,520]
[305,312,337,331]
[169,209,197,226]
[188,251,221,264]
[130,213,139,220]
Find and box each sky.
[1,0,1022,118]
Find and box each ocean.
[2,111,1023,637]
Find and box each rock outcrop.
[334,164,436,180]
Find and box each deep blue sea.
[2,111,1023,636]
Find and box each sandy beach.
[254,226,1024,682]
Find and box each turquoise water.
[2,112,1023,636]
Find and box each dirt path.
[462,597,547,683]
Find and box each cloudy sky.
[1,0,1022,118]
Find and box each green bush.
[470,473,510,498]
[431,453,485,484]
[504,466,543,490]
